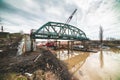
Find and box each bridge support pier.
[71,41,74,53]
[31,39,36,52]
[67,41,70,54]
[67,41,74,54]
[58,41,60,49]
[55,40,60,50]
[31,39,33,52]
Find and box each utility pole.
[0,17,3,32]
[1,26,3,32]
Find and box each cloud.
[72,0,120,40]
[0,0,120,40]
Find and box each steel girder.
[31,22,89,41]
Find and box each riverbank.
[0,48,78,80]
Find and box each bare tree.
[99,26,103,45]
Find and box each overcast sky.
[0,0,120,40]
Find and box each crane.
[65,9,77,24]
[61,9,77,34]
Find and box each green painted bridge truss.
[31,22,89,41]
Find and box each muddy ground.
[0,33,77,80]
[0,48,78,80]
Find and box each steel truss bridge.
[31,22,89,41]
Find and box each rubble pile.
[0,48,75,80]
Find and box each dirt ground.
[0,33,77,80]
[0,48,78,80]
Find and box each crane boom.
[58,9,77,35]
[66,9,77,24]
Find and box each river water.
[56,48,120,80]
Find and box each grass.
[0,73,27,80]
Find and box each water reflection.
[64,53,89,70]
[56,48,120,80]
[56,50,90,73]
[100,50,104,68]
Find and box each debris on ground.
[0,48,77,80]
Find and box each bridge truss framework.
[31,22,89,41]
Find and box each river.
[56,48,120,80]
